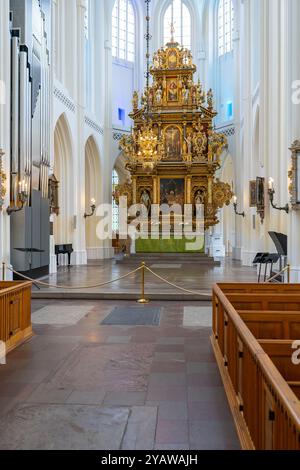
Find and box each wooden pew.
[216,283,300,294]
[225,293,300,311]
[258,340,300,380]
[238,310,300,340]
[211,283,300,450]
[0,281,33,353]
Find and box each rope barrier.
[265,264,291,284]
[2,261,210,298]
[145,265,210,297]
[3,263,142,290]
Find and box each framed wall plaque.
[289,140,300,210]
[249,180,257,207]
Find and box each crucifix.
[170,21,176,42]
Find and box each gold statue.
[132,91,139,111]
[207,88,214,110]
[140,189,151,214]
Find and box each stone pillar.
[287,0,300,281]
[72,0,87,265]
[100,0,115,259]
[0,0,12,279]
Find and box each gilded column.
[186,176,191,204]
[208,176,213,204]
[152,176,157,204]
[132,176,137,204]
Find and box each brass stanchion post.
[287,264,291,284]
[137,262,149,304]
[2,262,5,281]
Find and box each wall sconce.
[7,179,29,216]
[233,195,245,218]
[0,149,7,211]
[268,178,289,214]
[84,198,96,218]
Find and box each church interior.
[0,0,300,452]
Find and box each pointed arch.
[53,113,74,249]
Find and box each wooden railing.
[212,283,300,450]
[0,281,33,353]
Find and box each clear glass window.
[218,0,234,56]
[163,0,191,50]
[112,0,135,62]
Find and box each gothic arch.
[53,113,74,249]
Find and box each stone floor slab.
[0,404,130,450]
[155,419,189,445]
[121,406,157,450]
[103,391,146,407]
[183,307,212,327]
[189,420,240,450]
[32,305,94,325]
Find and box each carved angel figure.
[207,88,214,109]
[184,133,193,155]
[140,189,151,215]
[132,91,139,111]
[155,86,163,105]
[182,86,189,104]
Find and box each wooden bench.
[211,283,300,450]
[0,281,33,354]
[225,293,300,311]
[238,310,300,340]
[216,283,300,294]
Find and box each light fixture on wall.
[288,140,300,210]
[268,178,289,214]
[7,179,29,216]
[0,149,7,211]
[84,198,96,218]
[233,195,245,218]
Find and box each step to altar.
[115,253,221,267]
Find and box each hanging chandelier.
[136,122,160,171]
[121,0,163,172]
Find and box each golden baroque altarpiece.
[115,39,233,230]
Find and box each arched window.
[218,0,234,56]
[112,170,119,232]
[163,0,191,50]
[112,0,135,62]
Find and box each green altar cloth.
[135,235,204,253]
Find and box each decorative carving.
[132,91,139,112]
[113,183,133,208]
[207,130,227,164]
[212,180,233,209]
[85,116,104,135]
[116,38,230,230]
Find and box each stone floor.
[0,300,239,450]
[31,258,257,299]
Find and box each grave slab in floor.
[101,306,161,325]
